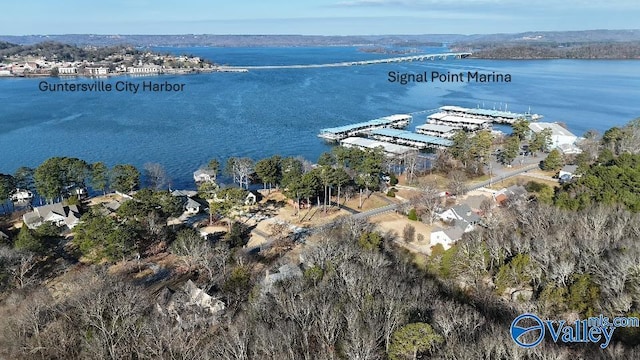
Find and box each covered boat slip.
[438,105,542,124]
[427,112,491,131]
[369,128,453,150]
[339,137,417,157]
[318,114,412,141]
[415,123,457,138]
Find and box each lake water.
[1,46,639,189]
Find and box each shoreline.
[0,67,219,79]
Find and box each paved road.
[469,163,539,191]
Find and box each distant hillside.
[0,41,18,50]
[1,30,639,48]
[466,42,640,59]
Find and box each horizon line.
[2,28,640,38]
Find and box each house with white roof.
[529,122,581,154]
[193,169,217,183]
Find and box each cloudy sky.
[1,0,637,35]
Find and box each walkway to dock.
[218,52,472,71]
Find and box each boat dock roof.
[370,128,453,148]
[340,137,417,156]
[415,123,457,133]
[440,105,542,121]
[428,113,490,125]
[319,114,412,138]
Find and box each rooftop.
[370,128,453,147]
[415,123,457,133]
[440,105,541,120]
[428,113,490,125]
[529,122,577,138]
[340,137,417,155]
[320,114,411,135]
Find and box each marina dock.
[436,105,542,124]
[369,128,453,150]
[318,114,412,141]
[340,137,417,157]
[318,105,542,154]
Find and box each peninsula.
[0,41,216,78]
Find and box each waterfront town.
[0,43,217,77]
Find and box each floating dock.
[427,112,492,131]
[340,137,417,157]
[369,128,453,150]
[318,114,412,141]
[437,105,542,124]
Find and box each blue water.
[1,46,639,189]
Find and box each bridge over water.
[217,52,472,71]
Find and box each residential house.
[494,185,529,206]
[171,189,198,198]
[430,223,465,249]
[10,189,34,201]
[64,185,88,199]
[185,198,201,214]
[193,169,217,183]
[245,191,258,206]
[437,204,480,232]
[558,165,578,179]
[262,264,303,293]
[171,190,202,215]
[23,203,81,230]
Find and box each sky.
[0,0,638,35]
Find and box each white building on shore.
[529,122,581,154]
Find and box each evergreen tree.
[14,223,43,253]
[512,119,531,140]
[255,155,282,192]
[110,164,140,193]
[90,162,109,194]
[388,323,443,360]
[0,174,15,213]
[542,149,564,171]
[500,136,520,165]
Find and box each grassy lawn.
[487,175,559,190]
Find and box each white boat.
[10,189,34,201]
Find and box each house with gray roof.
[430,221,466,248]
[438,204,480,231]
[185,198,201,214]
[558,165,578,179]
[23,203,81,230]
[262,264,303,293]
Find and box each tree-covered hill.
[0,41,138,62]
